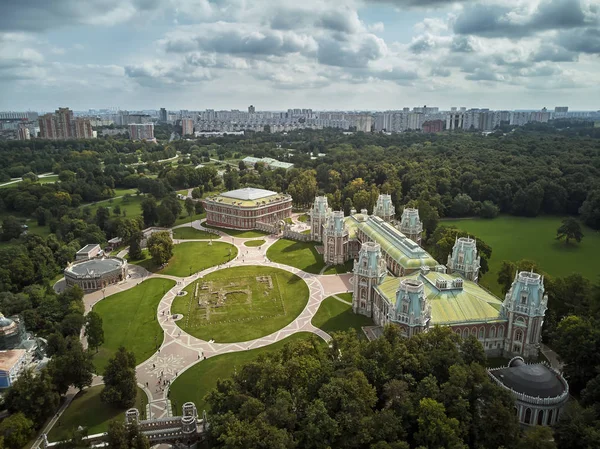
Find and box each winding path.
[84,219,353,419]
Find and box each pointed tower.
[323,211,349,265]
[399,208,423,245]
[391,278,431,337]
[353,242,387,318]
[502,271,548,358]
[310,196,331,242]
[447,236,481,282]
[373,194,395,222]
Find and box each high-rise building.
[159,108,167,122]
[181,118,194,136]
[17,125,30,141]
[248,105,255,114]
[129,123,154,141]
[422,120,444,133]
[38,107,93,140]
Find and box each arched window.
[498,326,504,338]
[471,327,477,336]
[547,409,553,425]
[524,408,532,424]
[537,410,544,425]
[515,316,526,326]
[515,329,524,342]
[463,329,469,339]
[478,327,485,339]
[489,326,496,338]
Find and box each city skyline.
[0,0,599,111]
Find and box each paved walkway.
[66,219,354,422]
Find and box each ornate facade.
[203,187,292,230]
[308,195,549,361]
[447,236,481,282]
[64,256,128,291]
[373,194,395,222]
[399,207,423,245]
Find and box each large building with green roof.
[308,195,548,360]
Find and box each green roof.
[351,215,437,269]
[376,272,504,325]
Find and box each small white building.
[0,349,27,388]
[75,244,102,261]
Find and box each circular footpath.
[82,216,354,420]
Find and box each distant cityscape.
[0,105,599,142]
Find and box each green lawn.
[322,259,354,275]
[203,223,269,238]
[113,188,138,197]
[0,175,59,189]
[169,333,318,413]
[244,239,265,247]
[172,266,309,342]
[297,214,308,223]
[86,195,145,219]
[131,241,236,276]
[173,211,206,227]
[443,215,600,297]
[92,278,176,372]
[312,294,373,335]
[173,227,220,240]
[266,239,325,273]
[47,386,147,442]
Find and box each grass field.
[297,214,308,223]
[322,260,354,275]
[174,211,206,227]
[172,265,309,342]
[132,241,237,277]
[86,195,145,219]
[203,223,269,238]
[312,294,373,335]
[443,215,600,296]
[169,333,318,413]
[173,227,220,240]
[47,386,147,442]
[266,239,325,273]
[244,239,265,247]
[0,175,60,189]
[92,278,176,372]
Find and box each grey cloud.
[454,0,590,38]
[270,9,313,30]
[430,67,451,77]
[269,7,361,34]
[364,0,467,8]
[164,28,317,58]
[531,44,579,62]
[465,69,505,81]
[317,10,361,34]
[0,0,159,31]
[317,35,385,68]
[409,37,434,54]
[557,27,600,54]
[450,36,473,53]
[376,67,419,81]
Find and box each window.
[520,292,528,305]
[489,326,496,338]
[498,326,504,338]
[402,303,408,314]
[547,409,553,425]
[524,408,532,424]
[537,410,544,425]
[478,327,484,339]
[463,329,469,339]
[515,329,524,342]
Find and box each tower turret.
[447,236,481,282]
[310,196,331,242]
[353,242,387,317]
[399,208,423,245]
[502,271,548,358]
[373,194,395,222]
[391,278,431,336]
[323,211,349,265]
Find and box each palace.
[310,195,548,360]
[64,246,128,292]
[203,187,292,230]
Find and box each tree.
[194,201,204,215]
[191,186,204,199]
[47,337,94,395]
[95,207,111,230]
[102,346,137,408]
[156,204,176,228]
[579,190,600,230]
[556,217,584,244]
[0,413,34,449]
[223,169,240,190]
[185,198,195,225]
[415,398,466,449]
[479,200,499,219]
[451,193,474,217]
[113,204,121,216]
[497,261,516,295]
[288,170,318,206]
[140,197,158,227]
[147,231,173,266]
[4,369,60,427]
[85,311,104,352]
[1,216,23,241]
[128,230,143,260]
[22,171,38,182]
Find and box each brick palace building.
[203,187,292,230]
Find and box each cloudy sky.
[0,0,598,112]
